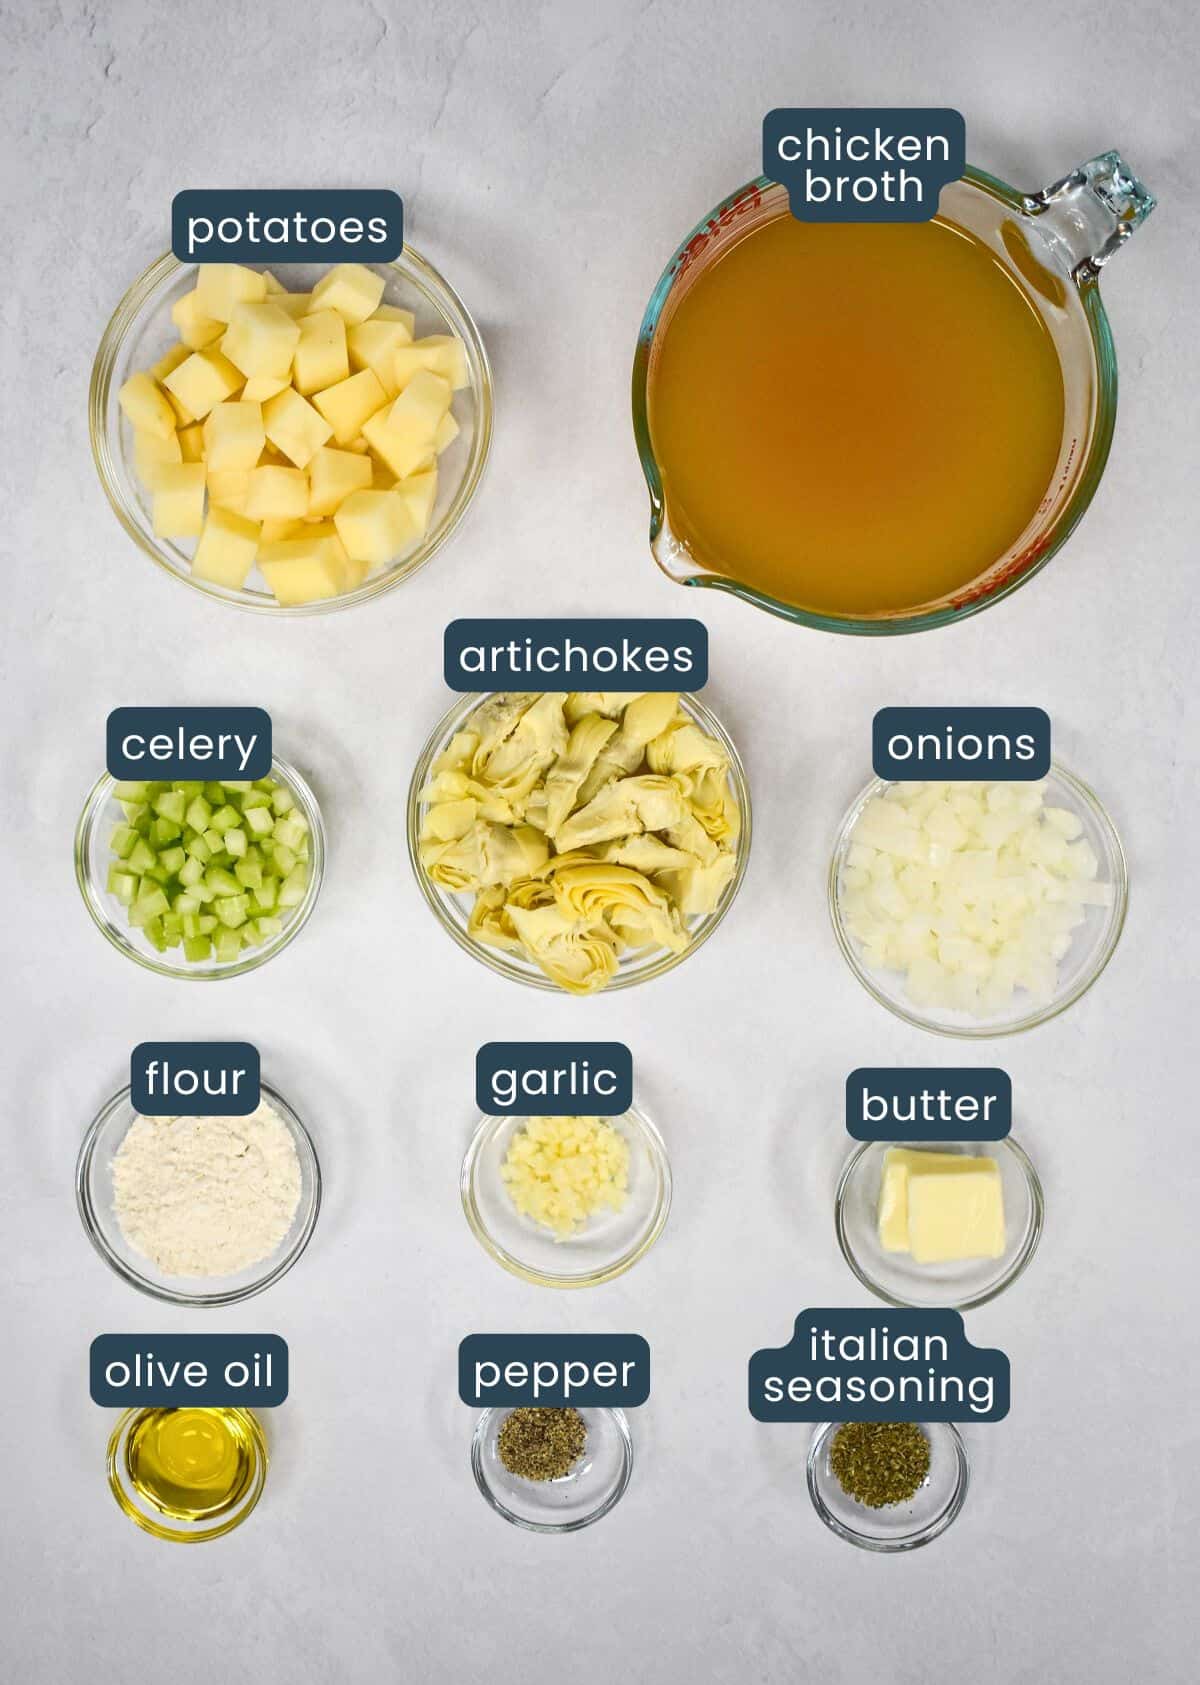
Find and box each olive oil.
[647,214,1065,619]
[109,1407,266,1540]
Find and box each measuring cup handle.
[1024,150,1157,283]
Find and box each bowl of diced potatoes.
[91,253,493,612]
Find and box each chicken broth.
[646,214,1065,618]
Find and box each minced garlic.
[500,1115,630,1239]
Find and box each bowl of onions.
[828,763,1128,1037]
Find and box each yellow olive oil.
[647,214,1066,618]
[111,1407,265,1539]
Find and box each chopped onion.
[840,781,1113,1017]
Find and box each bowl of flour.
[76,1080,321,1305]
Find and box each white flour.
[112,1100,303,1278]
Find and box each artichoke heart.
[506,903,621,995]
[480,693,567,790]
[467,693,539,775]
[599,834,699,874]
[551,863,689,954]
[555,775,687,851]
[543,713,619,838]
[576,692,681,805]
[646,720,729,777]
[658,853,738,917]
[564,692,644,724]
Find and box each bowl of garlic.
[408,690,752,994]
[829,764,1127,1036]
[91,254,492,613]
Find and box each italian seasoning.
[497,1408,587,1482]
[829,1421,931,1508]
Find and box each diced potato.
[363,370,451,478]
[192,506,261,588]
[152,462,207,537]
[134,427,182,487]
[262,386,333,468]
[273,292,312,319]
[222,300,301,379]
[347,318,413,397]
[170,288,225,350]
[393,334,469,392]
[308,262,385,325]
[118,371,176,440]
[241,374,290,402]
[206,468,252,513]
[333,488,420,566]
[261,270,287,295]
[393,466,437,535]
[164,349,244,420]
[434,411,460,453]
[342,555,370,591]
[307,445,373,517]
[312,368,387,446]
[177,423,205,463]
[345,436,370,454]
[372,304,416,333]
[258,534,350,604]
[194,263,268,322]
[293,310,349,396]
[244,464,309,521]
[164,388,196,427]
[258,517,308,544]
[150,343,191,383]
[203,400,266,470]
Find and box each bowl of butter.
[834,1137,1043,1310]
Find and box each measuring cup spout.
[1024,150,1156,283]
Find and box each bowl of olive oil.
[107,1406,267,1542]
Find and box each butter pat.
[877,1148,984,1254]
[907,1163,1005,1264]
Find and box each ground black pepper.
[497,1408,587,1481]
[829,1421,931,1507]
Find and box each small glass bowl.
[408,691,752,993]
[835,1137,1043,1310]
[77,1079,321,1306]
[461,1105,672,1288]
[807,1421,969,1552]
[828,761,1128,1036]
[90,249,492,614]
[75,754,324,980]
[107,1406,267,1542]
[472,1407,633,1532]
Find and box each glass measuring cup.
[632,151,1155,634]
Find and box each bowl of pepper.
[806,1420,969,1551]
[471,1406,633,1533]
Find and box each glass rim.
[76,1077,322,1307]
[834,1134,1045,1311]
[89,243,494,616]
[632,167,1118,636]
[74,752,325,980]
[107,1405,268,1542]
[826,759,1129,1037]
[406,689,753,994]
[460,1101,673,1288]
[471,1406,634,1533]
[806,1420,969,1552]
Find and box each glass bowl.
[408,691,752,993]
[828,761,1128,1036]
[90,249,492,614]
[471,1407,633,1532]
[107,1406,267,1542]
[807,1421,969,1552]
[76,1079,321,1306]
[461,1104,672,1288]
[835,1137,1043,1310]
[75,753,324,980]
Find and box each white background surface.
[1,1,1196,1679]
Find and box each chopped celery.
[102,768,310,965]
